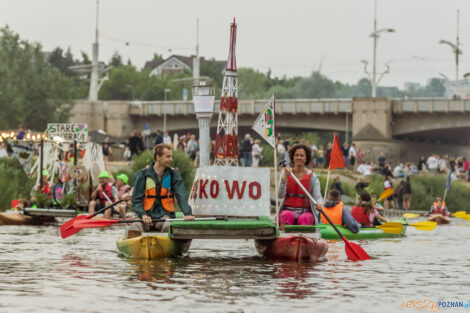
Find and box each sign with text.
[189,166,270,216]
[46,123,88,142]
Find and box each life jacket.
[97,183,114,204]
[431,202,446,215]
[143,173,175,213]
[351,206,372,227]
[284,171,313,209]
[321,201,343,225]
[118,184,131,198]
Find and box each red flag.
[329,133,345,170]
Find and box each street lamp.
[439,10,462,97]
[163,88,171,134]
[362,0,395,97]
[192,82,215,166]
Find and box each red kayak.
[255,235,328,262]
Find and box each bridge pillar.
[352,97,392,141]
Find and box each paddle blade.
[403,213,420,219]
[60,214,90,239]
[344,240,371,261]
[453,211,467,218]
[377,222,403,234]
[73,218,119,229]
[410,221,437,231]
[378,189,393,201]
[460,214,470,221]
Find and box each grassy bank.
[0,158,35,211]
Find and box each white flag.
[251,95,275,148]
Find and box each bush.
[0,157,36,211]
[112,149,195,192]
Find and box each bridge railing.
[129,99,353,116]
[394,98,470,113]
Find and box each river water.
[0,218,469,313]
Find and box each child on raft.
[321,189,361,233]
[351,191,388,227]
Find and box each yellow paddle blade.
[409,221,437,231]
[403,213,420,219]
[461,215,470,221]
[453,211,467,218]
[376,222,403,234]
[378,188,394,201]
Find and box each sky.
[0,0,469,88]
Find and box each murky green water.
[1,219,469,313]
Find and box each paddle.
[377,221,437,233]
[403,213,421,219]
[60,199,124,239]
[377,188,393,202]
[73,216,227,229]
[453,211,467,218]
[460,214,470,221]
[285,170,370,261]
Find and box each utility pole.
[89,0,100,101]
[362,0,395,97]
[439,10,462,97]
[193,18,200,85]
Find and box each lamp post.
[192,82,215,166]
[439,10,462,97]
[363,0,395,97]
[163,88,171,134]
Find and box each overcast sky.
[0,0,469,88]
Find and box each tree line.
[0,26,445,131]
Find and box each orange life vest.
[321,202,343,225]
[432,202,446,215]
[143,174,175,213]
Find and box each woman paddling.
[278,144,323,229]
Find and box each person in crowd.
[131,144,194,233]
[282,136,291,151]
[316,145,324,167]
[383,163,394,178]
[324,142,332,169]
[418,156,427,173]
[128,130,144,158]
[114,174,131,218]
[33,170,53,200]
[357,161,374,176]
[330,176,344,195]
[402,176,412,211]
[356,147,365,165]
[252,139,263,168]
[342,142,350,169]
[378,152,386,169]
[0,142,8,158]
[88,171,119,217]
[240,134,253,167]
[428,196,449,217]
[163,131,172,145]
[276,139,286,165]
[178,135,187,151]
[186,134,198,161]
[102,136,112,163]
[16,125,25,140]
[310,142,318,160]
[321,189,360,233]
[12,199,27,211]
[394,180,405,210]
[278,144,323,229]
[348,143,357,170]
[351,191,387,227]
[439,155,448,174]
[393,163,406,178]
[383,175,395,210]
[426,154,439,173]
[154,130,163,146]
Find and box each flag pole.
[443,189,448,203]
[273,97,279,228]
[324,167,331,200]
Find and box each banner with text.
[46,123,88,142]
[189,166,270,216]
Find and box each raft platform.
[169,216,278,240]
[24,208,77,218]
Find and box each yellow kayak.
[116,234,191,259]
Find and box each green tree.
[0,26,75,130]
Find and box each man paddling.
[131,143,194,234]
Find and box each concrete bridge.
[71,97,470,162]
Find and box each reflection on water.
[0,220,469,312]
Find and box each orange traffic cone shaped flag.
[329,133,345,170]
